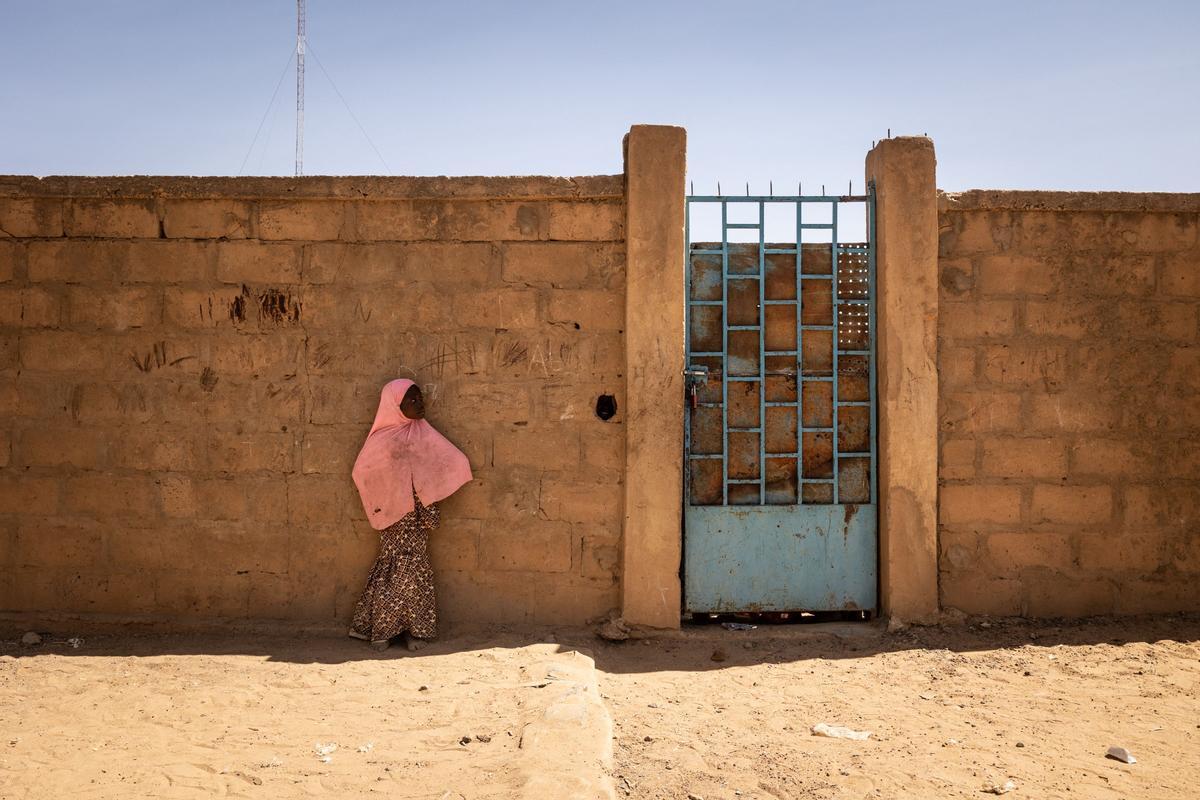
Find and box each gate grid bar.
[684,187,877,508]
[721,201,729,503]
[867,181,878,504]
[758,200,767,503]
[831,201,840,503]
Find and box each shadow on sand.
[2,612,1197,672]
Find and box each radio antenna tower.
[294,0,306,177]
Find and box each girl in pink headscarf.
[349,379,472,651]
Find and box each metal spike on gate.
[745,182,750,197]
[769,181,773,197]
[717,181,721,196]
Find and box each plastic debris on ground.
[357,742,374,753]
[1106,746,1136,764]
[314,742,337,762]
[66,637,83,649]
[811,723,872,741]
[720,622,757,631]
[982,779,1016,794]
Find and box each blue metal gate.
[683,186,877,613]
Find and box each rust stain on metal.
[842,504,860,542]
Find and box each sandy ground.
[0,631,579,800]
[597,615,1200,800]
[1,616,1197,799]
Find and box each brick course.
[938,191,1200,616]
[0,175,625,626]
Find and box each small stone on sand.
[596,618,631,642]
[1106,746,1136,764]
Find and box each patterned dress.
[351,493,440,642]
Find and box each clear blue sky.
[2,1,1197,192]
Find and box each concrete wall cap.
[628,123,686,134]
[871,135,935,148]
[939,189,1200,214]
[0,175,625,201]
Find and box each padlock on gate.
[683,365,709,410]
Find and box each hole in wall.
[595,394,618,421]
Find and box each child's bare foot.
[405,635,430,652]
[369,639,390,652]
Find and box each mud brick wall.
[937,191,1200,616]
[0,175,626,626]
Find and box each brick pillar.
[621,125,686,628]
[865,137,940,623]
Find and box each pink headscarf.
[352,379,473,530]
